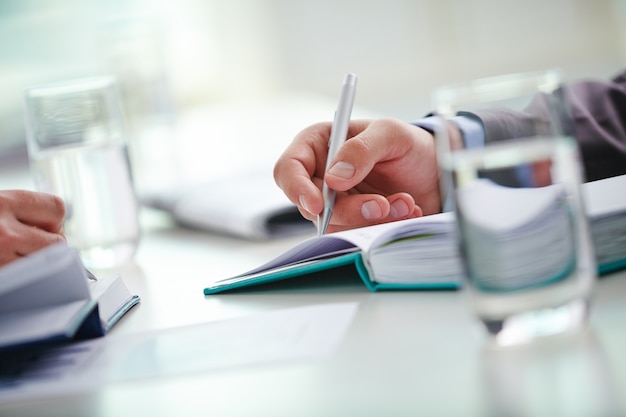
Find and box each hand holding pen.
[274,77,435,234]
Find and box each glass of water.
[434,70,596,345]
[23,76,140,269]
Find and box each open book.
[204,174,626,294]
[0,243,140,351]
[204,212,461,294]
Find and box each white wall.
[164,0,626,118]
[1,0,625,152]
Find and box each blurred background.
[1,0,625,189]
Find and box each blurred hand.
[274,118,442,233]
[0,190,66,266]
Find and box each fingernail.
[298,194,312,214]
[361,200,383,220]
[328,161,355,179]
[390,200,410,218]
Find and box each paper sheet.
[0,302,358,402]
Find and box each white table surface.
[1,156,626,417]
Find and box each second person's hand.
[0,190,66,266]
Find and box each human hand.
[274,118,442,233]
[0,190,66,266]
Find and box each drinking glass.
[23,76,140,269]
[434,70,596,345]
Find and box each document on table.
[0,302,358,402]
[142,165,315,240]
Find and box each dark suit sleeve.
[565,71,626,181]
[472,70,626,182]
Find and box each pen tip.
[318,208,332,236]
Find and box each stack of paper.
[366,217,459,284]
[456,179,576,291]
[583,174,626,274]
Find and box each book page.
[0,243,90,313]
[457,179,567,232]
[0,300,90,348]
[0,244,95,350]
[217,212,456,284]
[333,212,455,251]
[583,174,626,269]
[233,213,454,276]
[224,235,358,280]
[89,274,140,332]
[583,174,626,219]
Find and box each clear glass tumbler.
[23,76,140,269]
[435,70,596,345]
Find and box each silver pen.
[318,73,358,235]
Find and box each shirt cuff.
[450,113,485,148]
[411,114,485,148]
[411,115,486,212]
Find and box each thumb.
[324,118,408,191]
